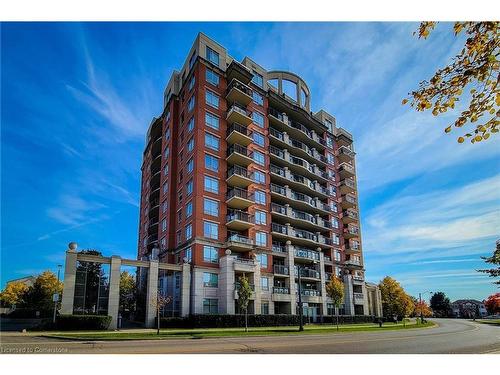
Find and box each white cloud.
[47,194,107,226]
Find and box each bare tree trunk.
[245,309,248,332]
[336,307,339,331]
[157,306,160,335]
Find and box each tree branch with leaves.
[325,275,344,330]
[403,22,499,144]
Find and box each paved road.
[0,319,498,354]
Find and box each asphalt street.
[0,319,498,354]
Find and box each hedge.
[55,314,112,330]
[159,314,308,328]
[320,315,376,324]
[7,308,53,319]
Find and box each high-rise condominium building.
[138,33,373,319]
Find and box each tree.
[0,281,29,307]
[119,271,136,316]
[430,291,451,317]
[236,274,252,332]
[23,271,63,311]
[477,240,500,285]
[484,293,500,314]
[150,291,170,335]
[325,275,344,330]
[414,300,433,318]
[403,22,499,144]
[378,276,413,319]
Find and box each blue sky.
[1,22,499,301]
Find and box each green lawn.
[45,321,435,341]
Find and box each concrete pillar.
[343,274,355,316]
[286,241,297,314]
[107,256,121,330]
[219,253,235,314]
[145,260,159,328]
[361,282,370,316]
[319,251,328,317]
[181,262,191,317]
[253,263,261,315]
[60,247,78,314]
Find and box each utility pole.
[297,264,303,331]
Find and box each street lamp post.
[52,264,62,324]
[418,291,433,324]
[297,265,304,332]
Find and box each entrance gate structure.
[60,243,190,330]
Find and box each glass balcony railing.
[273,286,290,294]
[227,210,254,223]
[294,248,320,261]
[227,165,250,179]
[272,242,286,253]
[274,265,289,275]
[227,232,254,246]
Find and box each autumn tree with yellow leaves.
[404,22,499,144]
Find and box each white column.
[60,247,78,315]
[145,260,159,328]
[319,251,328,317]
[107,256,122,330]
[286,241,297,314]
[343,274,355,316]
[253,263,261,315]
[219,252,235,314]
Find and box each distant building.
[451,299,488,318]
[5,276,36,288]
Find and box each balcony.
[233,257,258,272]
[227,165,253,188]
[273,265,289,276]
[341,193,356,209]
[226,232,254,252]
[353,292,364,302]
[295,267,320,280]
[234,282,256,299]
[340,178,356,194]
[353,274,365,284]
[294,248,320,262]
[226,209,254,230]
[272,242,287,255]
[345,241,361,254]
[345,259,362,268]
[337,146,355,163]
[226,79,253,106]
[298,289,321,297]
[226,187,254,209]
[226,123,252,146]
[335,127,353,147]
[338,163,355,179]
[344,225,359,239]
[273,286,290,294]
[227,144,253,166]
[227,104,252,126]
[226,60,253,85]
[342,209,358,224]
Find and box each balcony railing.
[227,233,254,246]
[295,268,320,279]
[228,103,252,118]
[343,210,358,220]
[339,163,355,174]
[227,187,253,201]
[273,286,290,294]
[272,242,286,253]
[337,146,355,158]
[227,144,251,158]
[227,122,251,138]
[354,292,364,300]
[270,145,285,159]
[298,289,321,297]
[272,222,288,234]
[340,178,356,189]
[227,210,254,224]
[270,164,286,177]
[294,228,317,242]
[270,183,286,195]
[228,165,250,179]
[294,248,320,261]
[274,265,289,275]
[227,79,253,97]
[271,202,287,215]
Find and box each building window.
[256,252,268,266]
[203,197,219,216]
[253,132,265,147]
[165,128,171,140]
[255,232,267,247]
[253,150,265,166]
[261,277,269,291]
[188,96,195,112]
[205,154,219,172]
[206,69,219,86]
[252,91,264,106]
[186,179,193,196]
[203,221,218,239]
[203,245,219,263]
[188,75,195,91]
[203,298,218,314]
[189,52,196,70]
[261,301,269,315]
[331,218,339,229]
[187,137,194,152]
[187,117,195,132]
[334,250,341,262]
[160,237,166,248]
[327,152,335,164]
[206,46,219,66]
[164,146,170,158]
[205,112,219,130]
[162,201,167,213]
[254,190,266,205]
[187,158,194,173]
[253,170,265,184]
[252,111,264,128]
[333,234,340,245]
[204,175,219,193]
[205,132,220,151]
[186,201,193,217]
[185,223,192,240]
[255,210,266,225]
[185,247,192,263]
[252,71,263,87]
[163,164,169,176]
[162,182,168,195]
[203,273,218,288]
[206,91,219,108]
[161,219,167,232]
[176,230,181,245]
[330,203,338,213]
[178,210,182,223]
[326,136,334,148]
